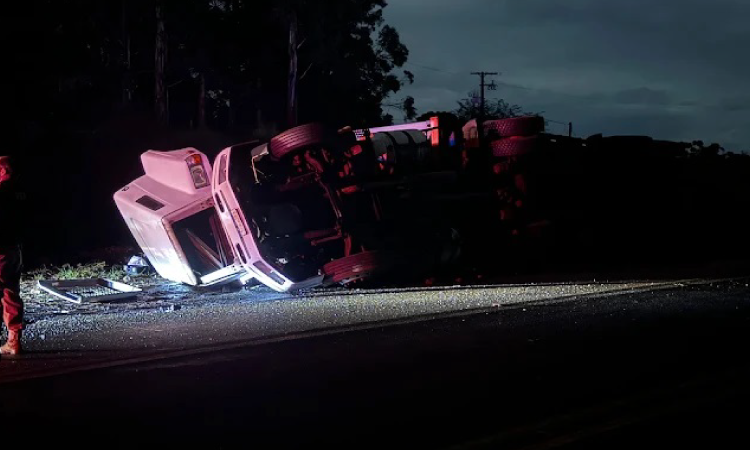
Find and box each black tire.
[323,251,392,284]
[268,123,328,160]
[490,136,539,157]
[484,116,544,138]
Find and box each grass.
[27,261,128,282]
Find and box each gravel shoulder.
[18,257,750,323]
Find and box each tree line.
[7,0,416,152]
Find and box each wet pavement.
[2,279,692,381]
[0,276,747,448]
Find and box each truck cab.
[114,148,247,287]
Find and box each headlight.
[186,154,209,189]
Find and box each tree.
[154,2,168,126]
[689,140,724,158]
[287,9,299,127]
[454,91,527,122]
[383,95,417,122]
[9,0,412,135]
[292,1,414,127]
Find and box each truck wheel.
[323,250,391,284]
[268,123,328,160]
[490,136,539,157]
[484,116,544,138]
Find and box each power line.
[405,62,695,109]
[406,61,603,102]
[406,61,551,98]
[404,61,460,75]
[405,63,575,128]
[403,61,732,140]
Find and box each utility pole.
[471,71,498,148]
[470,71,498,120]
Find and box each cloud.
[611,88,672,106]
[718,96,750,112]
[383,0,750,151]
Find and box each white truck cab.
[114,148,247,287]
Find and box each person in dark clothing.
[0,155,24,355]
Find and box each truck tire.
[268,123,328,160]
[490,136,539,157]
[323,250,392,284]
[484,116,544,138]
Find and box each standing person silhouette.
[0,155,25,355]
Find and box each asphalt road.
[1,278,749,449]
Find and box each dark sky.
[384,0,749,151]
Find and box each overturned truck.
[120,115,660,291]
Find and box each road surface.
[1,277,748,448]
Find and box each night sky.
[385,0,749,151]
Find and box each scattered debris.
[125,255,153,276]
[38,278,142,304]
[159,304,181,312]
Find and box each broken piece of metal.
[38,278,142,304]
